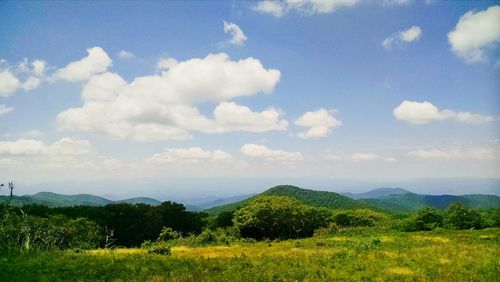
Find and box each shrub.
[331,209,386,228]
[400,207,443,232]
[233,196,330,240]
[147,242,171,255]
[158,227,180,241]
[196,228,217,245]
[444,203,483,230]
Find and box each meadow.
[2,228,498,281]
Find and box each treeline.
[5,202,205,248]
[1,191,499,253]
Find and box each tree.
[445,202,482,230]
[232,196,330,240]
[401,207,443,231]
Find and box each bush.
[158,227,180,241]
[233,196,330,240]
[331,209,386,228]
[147,242,171,255]
[444,203,483,230]
[400,207,443,232]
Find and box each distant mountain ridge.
[1,186,498,213]
[344,188,500,213]
[343,188,411,199]
[0,192,162,207]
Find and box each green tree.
[445,202,482,230]
[232,196,329,240]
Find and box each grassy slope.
[2,228,498,281]
[205,185,369,214]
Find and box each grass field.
[1,228,499,281]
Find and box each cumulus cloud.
[253,0,360,17]
[407,145,500,160]
[0,139,47,155]
[147,147,232,165]
[0,104,13,117]
[393,100,498,125]
[0,137,121,170]
[223,21,247,46]
[213,102,288,133]
[241,144,303,162]
[52,47,112,81]
[117,50,135,59]
[448,6,500,63]
[0,69,21,96]
[382,26,422,49]
[57,51,284,141]
[295,108,342,139]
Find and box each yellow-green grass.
[2,228,499,281]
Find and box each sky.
[0,0,499,197]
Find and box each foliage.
[18,201,206,247]
[210,210,235,228]
[400,207,444,231]
[0,213,102,251]
[314,222,339,237]
[1,228,498,281]
[232,195,330,240]
[331,209,387,227]
[444,202,483,230]
[158,227,181,241]
[206,185,368,214]
[147,242,171,255]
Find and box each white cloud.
[117,50,135,59]
[407,145,500,160]
[295,108,342,139]
[0,139,48,155]
[0,69,21,96]
[52,47,112,81]
[382,26,422,49]
[50,137,95,156]
[147,147,232,165]
[253,0,360,17]
[223,21,247,46]
[213,102,288,132]
[82,72,127,101]
[156,57,178,70]
[32,60,46,77]
[0,137,122,170]
[393,100,498,125]
[0,104,13,117]
[253,1,285,17]
[448,6,500,63]
[241,143,303,161]
[57,52,283,141]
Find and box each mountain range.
[1,186,499,213]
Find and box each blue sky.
[0,0,499,196]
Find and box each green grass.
[2,228,499,281]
